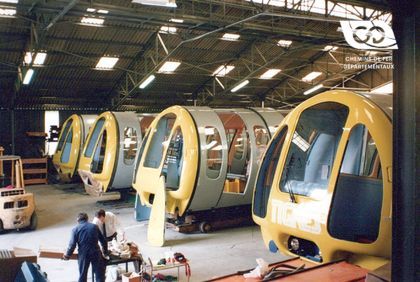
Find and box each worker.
[63,212,108,282]
[92,209,123,242]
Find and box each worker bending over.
[63,212,108,282]
[93,209,123,242]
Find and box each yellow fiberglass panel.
[254,90,392,269]
[134,106,199,216]
[78,112,118,192]
[52,114,83,182]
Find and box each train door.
[328,124,383,243]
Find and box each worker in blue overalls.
[63,212,108,282]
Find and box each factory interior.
[0,0,418,282]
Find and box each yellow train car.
[78,111,153,195]
[252,90,392,270]
[52,114,96,182]
[132,106,284,222]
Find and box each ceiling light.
[169,18,184,23]
[231,80,249,93]
[97,9,109,14]
[80,17,104,26]
[371,82,392,94]
[0,8,16,17]
[23,69,34,85]
[158,61,181,73]
[159,26,177,34]
[302,71,322,82]
[323,45,338,51]
[24,52,32,65]
[222,33,240,41]
[33,52,47,65]
[304,84,324,95]
[132,0,177,8]
[139,74,156,89]
[277,40,292,48]
[96,57,119,69]
[260,69,281,79]
[86,8,96,12]
[0,0,18,3]
[212,65,235,77]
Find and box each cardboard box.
[122,272,141,282]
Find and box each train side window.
[254,126,288,218]
[254,126,270,163]
[279,103,349,199]
[60,129,73,163]
[144,115,175,168]
[91,130,107,174]
[205,127,223,179]
[162,128,183,190]
[56,119,72,151]
[84,118,105,158]
[328,124,383,243]
[123,127,138,165]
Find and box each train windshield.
[280,102,349,199]
[56,118,73,152]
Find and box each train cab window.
[162,128,183,190]
[56,119,72,152]
[254,126,270,163]
[254,126,288,218]
[328,124,382,243]
[123,127,138,165]
[280,103,349,199]
[84,118,105,158]
[60,129,73,163]
[91,130,107,173]
[144,114,175,168]
[205,127,223,179]
[133,130,150,183]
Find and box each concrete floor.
[0,184,288,282]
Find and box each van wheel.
[29,212,37,230]
[199,221,211,233]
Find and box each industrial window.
[279,102,349,199]
[205,127,223,179]
[254,126,288,218]
[45,111,59,156]
[123,127,138,165]
[84,118,105,158]
[60,129,73,164]
[328,124,383,243]
[144,114,175,168]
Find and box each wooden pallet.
[22,158,48,185]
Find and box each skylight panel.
[96,57,119,69]
[277,40,292,48]
[158,61,181,73]
[80,17,104,26]
[260,69,281,79]
[302,71,322,82]
[159,26,177,34]
[212,65,235,77]
[33,52,47,65]
[222,33,240,41]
